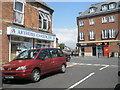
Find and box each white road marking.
[99,65,109,70]
[66,72,95,90]
[67,62,117,68]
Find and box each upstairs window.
[90,31,95,40]
[80,21,84,26]
[39,12,51,31]
[80,32,85,40]
[109,3,116,9]
[101,4,108,11]
[102,29,108,39]
[109,16,115,22]
[89,19,95,25]
[109,29,116,38]
[102,17,108,23]
[89,7,96,13]
[14,0,24,25]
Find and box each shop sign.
[7,26,56,41]
[0,30,2,35]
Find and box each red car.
[2,48,66,82]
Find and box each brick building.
[77,0,120,57]
[0,0,56,63]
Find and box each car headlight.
[16,66,26,70]
[0,67,5,71]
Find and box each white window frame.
[109,3,116,9]
[13,0,24,25]
[90,31,95,40]
[89,19,95,25]
[109,16,115,22]
[80,21,84,26]
[102,17,108,23]
[89,7,96,13]
[101,4,108,11]
[102,29,108,39]
[39,12,51,31]
[80,32,85,40]
[109,29,116,38]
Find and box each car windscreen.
[13,49,40,60]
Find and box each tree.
[59,43,65,50]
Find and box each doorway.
[92,47,96,56]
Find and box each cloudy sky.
[44,1,107,49]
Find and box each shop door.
[104,46,109,56]
[97,46,103,57]
[92,47,96,56]
[81,47,84,56]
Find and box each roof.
[78,0,120,19]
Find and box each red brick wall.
[1,1,53,62]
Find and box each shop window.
[80,32,85,40]
[109,16,115,22]
[14,0,24,25]
[80,21,84,26]
[109,3,116,9]
[101,4,108,11]
[39,12,51,31]
[102,29,108,39]
[89,19,95,25]
[90,31,95,40]
[102,17,108,23]
[109,29,116,38]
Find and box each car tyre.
[60,64,66,73]
[31,69,41,83]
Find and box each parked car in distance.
[63,52,71,62]
[2,48,66,82]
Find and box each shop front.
[7,26,56,61]
[77,42,109,57]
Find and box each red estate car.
[2,48,66,82]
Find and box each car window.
[49,49,64,58]
[57,49,64,57]
[37,49,51,60]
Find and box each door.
[36,49,53,74]
[81,47,84,56]
[92,46,96,56]
[104,46,109,56]
[97,46,103,57]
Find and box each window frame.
[89,7,96,13]
[89,19,95,25]
[13,0,24,25]
[80,21,84,27]
[102,29,108,39]
[80,32,85,40]
[102,17,108,23]
[109,16,115,22]
[109,3,116,9]
[109,29,116,39]
[101,4,108,11]
[89,31,95,40]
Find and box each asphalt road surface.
[3,56,119,89]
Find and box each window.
[89,19,95,25]
[102,29,108,39]
[109,29,116,38]
[89,7,96,13]
[90,31,95,40]
[80,32,85,40]
[109,3,116,9]
[49,49,58,58]
[14,0,24,25]
[80,21,84,26]
[102,17,108,23]
[101,4,108,11]
[39,12,51,31]
[37,49,51,60]
[109,16,115,22]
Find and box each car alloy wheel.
[31,69,40,82]
[61,64,66,73]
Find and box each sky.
[42,1,107,49]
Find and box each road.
[3,56,119,89]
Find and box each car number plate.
[5,76,14,79]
